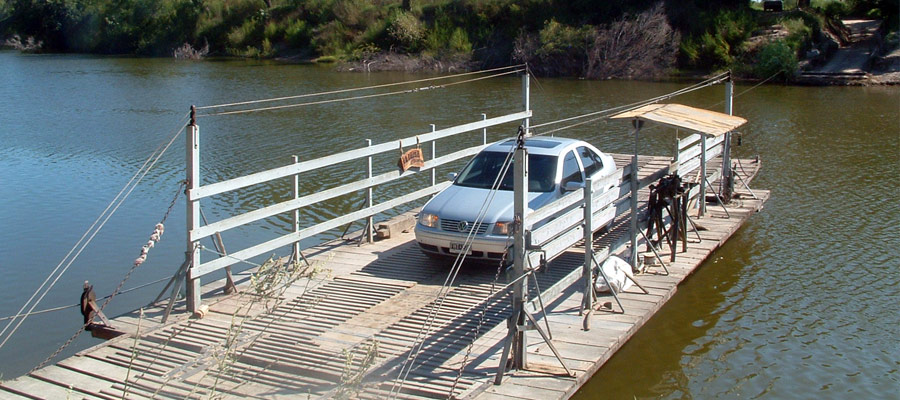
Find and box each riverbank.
[2,0,896,82]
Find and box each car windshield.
[454,151,557,192]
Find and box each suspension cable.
[529,71,731,132]
[0,276,171,322]
[196,64,525,111]
[391,136,518,398]
[0,116,189,352]
[198,68,524,117]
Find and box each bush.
[387,11,423,50]
[678,9,754,69]
[755,39,797,79]
[448,27,471,53]
[284,19,310,47]
[782,17,814,52]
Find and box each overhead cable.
[196,64,526,111]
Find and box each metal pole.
[630,119,642,271]
[582,176,594,326]
[366,139,374,244]
[512,137,528,369]
[522,73,530,136]
[292,155,300,263]
[722,78,734,197]
[430,124,436,188]
[185,106,201,313]
[699,133,707,217]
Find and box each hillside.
[1,0,897,81]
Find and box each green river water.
[0,51,897,398]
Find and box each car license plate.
[449,242,470,254]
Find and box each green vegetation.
[0,0,896,79]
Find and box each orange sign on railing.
[398,137,425,172]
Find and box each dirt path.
[815,20,881,73]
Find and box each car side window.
[577,146,603,177]
[562,150,582,185]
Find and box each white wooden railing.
[184,105,532,311]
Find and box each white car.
[415,137,616,261]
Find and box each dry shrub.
[515,1,679,79]
[586,2,680,79]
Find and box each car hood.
[422,184,557,224]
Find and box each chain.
[30,181,186,373]
[449,230,513,398]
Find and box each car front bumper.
[414,226,512,261]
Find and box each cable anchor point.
[516,125,526,149]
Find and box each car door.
[560,149,584,192]
[576,146,614,192]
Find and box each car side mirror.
[563,181,584,192]
[447,172,458,181]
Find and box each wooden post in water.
[366,139,374,244]
[292,155,301,262]
[186,106,201,313]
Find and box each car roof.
[484,137,584,156]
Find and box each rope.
[29,182,186,373]
[391,133,518,398]
[196,64,525,111]
[0,277,171,322]
[0,115,190,352]
[528,71,730,132]
[707,70,782,109]
[198,69,523,117]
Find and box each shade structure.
[610,103,746,136]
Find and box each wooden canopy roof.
[610,103,746,136]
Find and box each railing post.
[292,155,300,262]
[430,124,436,188]
[630,119,642,271]
[186,106,201,313]
[366,139,374,244]
[482,113,487,145]
[512,139,528,369]
[672,129,680,174]
[522,72,530,136]
[722,78,734,197]
[699,133,707,217]
[582,177,594,326]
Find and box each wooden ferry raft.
[0,155,767,400]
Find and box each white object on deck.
[594,256,634,294]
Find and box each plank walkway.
[0,155,767,400]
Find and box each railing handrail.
[191,111,530,200]
[187,110,531,279]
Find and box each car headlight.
[493,221,512,235]
[419,213,439,228]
